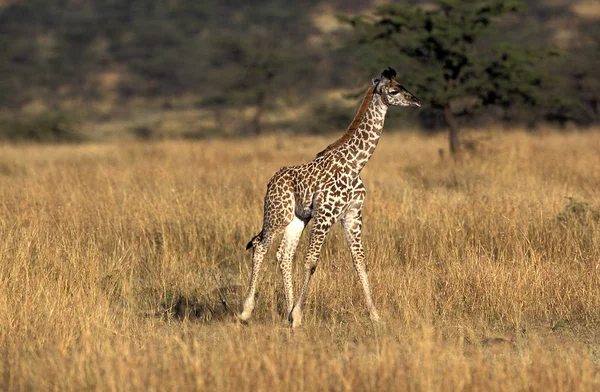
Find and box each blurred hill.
[0,0,598,142]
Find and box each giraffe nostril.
[411,97,421,108]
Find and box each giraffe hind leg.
[239,229,277,321]
[290,211,336,328]
[277,216,307,317]
[240,173,295,322]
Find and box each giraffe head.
[373,67,421,108]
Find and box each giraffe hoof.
[370,312,382,324]
[234,314,250,326]
[289,309,303,328]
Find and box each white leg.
[277,216,306,317]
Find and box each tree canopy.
[0,0,597,142]
[342,0,555,154]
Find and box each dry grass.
[1,129,599,391]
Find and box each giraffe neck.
[316,86,376,158]
[343,92,388,174]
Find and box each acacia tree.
[342,0,551,155]
[197,1,319,135]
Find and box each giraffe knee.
[304,255,319,275]
[254,241,267,254]
[306,261,317,275]
[355,259,368,272]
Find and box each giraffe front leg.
[290,215,334,328]
[277,217,306,317]
[341,202,380,323]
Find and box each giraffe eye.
[389,90,400,96]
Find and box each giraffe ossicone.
[239,67,421,328]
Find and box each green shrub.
[0,113,85,143]
[300,100,353,135]
[556,197,600,226]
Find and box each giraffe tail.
[245,232,262,251]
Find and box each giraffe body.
[240,68,421,327]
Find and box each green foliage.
[0,0,219,100]
[301,101,354,134]
[0,0,320,135]
[0,113,85,143]
[196,0,319,134]
[130,125,156,141]
[340,0,564,154]
[556,198,600,227]
[0,0,596,140]
[341,0,551,113]
[478,44,550,107]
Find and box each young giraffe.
[240,68,421,328]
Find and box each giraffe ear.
[373,78,386,94]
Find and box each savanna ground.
[1,129,599,391]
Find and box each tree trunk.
[444,105,460,156]
[213,107,223,131]
[251,92,266,135]
[251,107,262,135]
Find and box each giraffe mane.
[316,85,376,158]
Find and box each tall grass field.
[1,129,599,390]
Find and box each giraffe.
[239,67,421,328]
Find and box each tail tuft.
[245,232,262,251]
